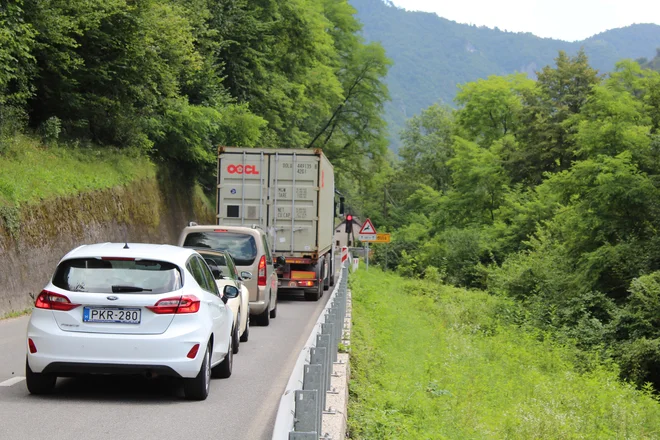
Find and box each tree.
[24,0,203,151]
[398,104,454,192]
[454,74,534,148]
[0,0,35,135]
[444,137,509,225]
[514,50,600,184]
[314,42,391,176]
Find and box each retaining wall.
[0,170,214,315]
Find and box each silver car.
[178,225,279,326]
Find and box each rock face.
[0,172,214,315]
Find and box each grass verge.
[0,307,32,320]
[0,134,155,207]
[348,267,660,439]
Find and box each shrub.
[39,116,61,142]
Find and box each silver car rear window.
[52,258,182,294]
[183,232,257,266]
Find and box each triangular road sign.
[359,218,377,235]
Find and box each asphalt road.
[0,288,332,440]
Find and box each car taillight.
[147,295,200,314]
[34,290,80,311]
[258,255,267,286]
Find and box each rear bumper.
[27,311,210,379]
[249,285,270,314]
[278,278,319,290]
[42,362,181,377]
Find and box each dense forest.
[0,0,390,191]
[352,51,660,391]
[350,0,660,150]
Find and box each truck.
[216,147,336,301]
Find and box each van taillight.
[258,255,267,286]
[147,295,200,314]
[34,290,80,311]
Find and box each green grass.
[348,268,660,439]
[0,307,32,320]
[0,134,155,207]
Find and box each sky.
[388,0,660,42]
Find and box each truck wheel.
[326,259,334,289]
[305,283,322,301]
[270,301,277,319]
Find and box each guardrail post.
[322,321,337,363]
[332,300,341,342]
[310,346,328,413]
[293,390,318,434]
[316,333,332,394]
[303,363,323,434]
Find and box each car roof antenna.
[123,229,130,249]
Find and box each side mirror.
[223,285,240,299]
[220,294,228,304]
[240,271,253,281]
[275,256,286,267]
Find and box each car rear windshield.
[52,258,182,294]
[183,232,257,266]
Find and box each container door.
[269,152,320,256]
[217,151,269,226]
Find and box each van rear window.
[183,232,257,266]
[52,258,182,294]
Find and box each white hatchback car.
[196,249,250,353]
[25,243,234,401]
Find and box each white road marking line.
[0,376,26,387]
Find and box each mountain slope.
[350,0,660,150]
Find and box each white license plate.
[83,307,141,324]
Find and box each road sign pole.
[366,242,369,271]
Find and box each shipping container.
[217,147,336,300]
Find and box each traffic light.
[345,214,353,233]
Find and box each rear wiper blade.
[111,285,153,293]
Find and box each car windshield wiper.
[111,285,153,293]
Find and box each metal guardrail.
[272,263,350,440]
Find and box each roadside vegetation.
[0,307,32,320]
[0,0,390,194]
[349,52,660,393]
[348,267,660,439]
[0,135,154,207]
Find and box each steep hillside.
[350,0,660,150]
[639,48,660,71]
